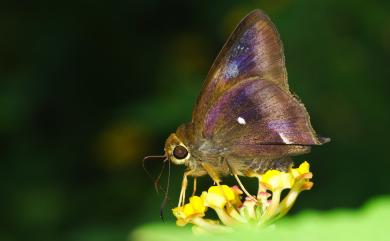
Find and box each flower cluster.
[172,161,313,233]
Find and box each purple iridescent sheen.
[203,77,320,148]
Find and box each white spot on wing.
[224,61,239,79]
[279,133,292,144]
[237,117,246,125]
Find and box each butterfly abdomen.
[245,157,293,175]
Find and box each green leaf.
[131,196,390,241]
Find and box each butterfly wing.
[203,76,326,159]
[190,10,327,159]
[193,9,288,132]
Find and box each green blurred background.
[1,0,389,240]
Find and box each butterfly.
[162,9,329,206]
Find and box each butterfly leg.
[233,174,256,200]
[200,162,221,184]
[201,163,232,201]
[178,170,191,207]
[191,177,197,197]
[224,159,257,200]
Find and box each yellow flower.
[189,196,207,213]
[171,161,315,232]
[172,196,207,224]
[290,161,310,178]
[261,170,294,191]
[202,185,238,209]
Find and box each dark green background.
[1,0,389,240]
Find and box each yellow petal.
[290,161,311,178]
[189,196,206,213]
[262,170,281,183]
[204,191,227,209]
[200,191,208,201]
[290,168,300,178]
[183,203,195,216]
[172,203,198,220]
[262,170,294,190]
[172,206,186,219]
[208,185,235,201]
[172,206,180,217]
[298,161,310,174]
[221,185,236,201]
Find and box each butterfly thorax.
[164,123,232,177]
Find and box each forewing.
[203,77,325,158]
[193,10,288,133]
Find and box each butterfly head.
[164,133,191,165]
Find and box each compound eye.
[173,145,188,159]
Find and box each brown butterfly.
[162,9,329,206]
